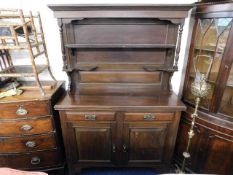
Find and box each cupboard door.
[200,131,233,174]
[67,121,116,164]
[123,121,169,163]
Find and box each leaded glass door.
[183,17,233,110]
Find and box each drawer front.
[0,133,57,153]
[0,150,62,170]
[0,117,54,136]
[0,101,50,119]
[124,112,174,121]
[66,112,116,121]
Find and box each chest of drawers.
[0,82,65,171]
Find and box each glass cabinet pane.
[219,65,233,117]
[184,18,232,109]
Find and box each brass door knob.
[25,141,36,148]
[16,106,28,116]
[30,156,40,165]
[21,124,33,131]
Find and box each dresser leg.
[68,165,76,175]
[76,167,82,175]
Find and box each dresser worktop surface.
[55,92,186,112]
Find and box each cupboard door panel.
[201,133,233,174]
[69,122,116,163]
[123,122,169,163]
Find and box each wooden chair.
[0,9,56,96]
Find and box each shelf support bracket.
[173,23,184,71]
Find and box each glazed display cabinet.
[174,1,233,174]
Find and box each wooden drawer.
[0,117,54,136]
[0,101,50,119]
[124,112,174,121]
[66,112,116,121]
[0,133,57,153]
[0,150,62,170]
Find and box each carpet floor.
[80,168,158,175]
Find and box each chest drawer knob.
[30,156,40,165]
[144,113,155,120]
[85,114,96,120]
[16,106,28,116]
[21,124,33,131]
[25,141,36,148]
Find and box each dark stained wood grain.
[75,48,167,65]
[73,122,116,163]
[48,4,192,19]
[123,122,169,163]
[79,72,161,83]
[124,112,174,121]
[49,4,191,175]
[74,24,168,45]
[55,93,186,112]
[66,112,115,121]
[48,7,190,95]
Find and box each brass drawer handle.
[31,156,40,165]
[25,141,36,148]
[16,106,28,116]
[85,114,96,120]
[143,113,155,120]
[21,124,33,131]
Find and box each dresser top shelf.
[48,4,192,19]
[48,4,193,11]
[55,93,186,112]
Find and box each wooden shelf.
[65,43,176,49]
[0,65,48,77]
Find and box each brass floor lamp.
[179,55,212,173]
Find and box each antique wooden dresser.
[0,82,64,172]
[49,4,192,174]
